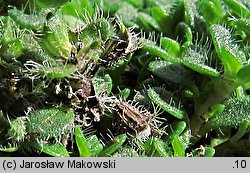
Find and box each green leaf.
[1,39,25,60]
[137,12,160,31]
[160,37,180,57]
[8,8,46,31]
[92,74,113,96]
[35,0,70,8]
[237,65,250,85]
[61,0,93,18]
[112,147,139,157]
[206,104,225,119]
[220,46,244,78]
[0,16,19,45]
[183,60,220,77]
[223,0,250,18]
[210,24,232,49]
[143,40,180,63]
[204,147,215,157]
[147,87,185,119]
[198,0,223,24]
[210,24,243,78]
[86,135,103,157]
[0,16,26,61]
[164,121,187,144]
[7,117,26,142]
[153,139,169,157]
[125,0,143,8]
[148,60,193,86]
[178,128,191,150]
[208,97,250,128]
[41,15,72,58]
[184,0,198,26]
[100,134,127,156]
[40,64,75,79]
[234,18,250,35]
[143,137,157,156]
[151,6,173,35]
[75,127,90,157]
[80,18,111,42]
[183,48,220,77]
[172,136,185,157]
[117,88,131,100]
[116,2,138,27]
[26,107,74,139]
[175,22,193,45]
[36,142,69,157]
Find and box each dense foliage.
[0,0,250,157]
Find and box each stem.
[230,122,249,142]
[191,121,212,145]
[190,77,238,137]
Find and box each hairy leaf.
[26,108,74,139]
[148,87,185,119]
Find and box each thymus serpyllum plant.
[0,0,250,157]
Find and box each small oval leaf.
[75,127,90,157]
[147,88,185,119]
[86,135,103,157]
[143,40,181,63]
